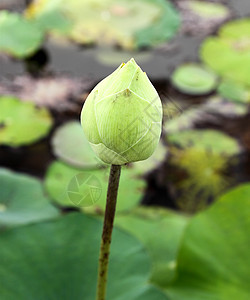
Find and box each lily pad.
[200,18,250,87]
[0,168,59,228]
[167,129,240,156]
[218,80,250,103]
[171,63,218,95]
[26,0,180,50]
[0,96,53,147]
[167,184,250,300]
[115,207,189,287]
[0,10,43,58]
[44,161,145,212]
[52,121,106,168]
[0,213,168,300]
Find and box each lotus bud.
[81,58,162,165]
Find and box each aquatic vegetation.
[52,121,106,169]
[218,80,250,104]
[0,168,59,228]
[0,213,167,300]
[171,147,231,211]
[167,129,240,156]
[201,18,250,87]
[0,10,43,58]
[167,184,250,300]
[116,207,189,287]
[0,96,53,147]
[44,161,145,212]
[26,0,180,50]
[171,63,218,95]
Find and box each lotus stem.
[96,164,121,300]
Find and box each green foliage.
[26,0,180,50]
[0,10,43,58]
[52,121,106,169]
[44,161,145,212]
[0,96,53,147]
[200,18,250,87]
[166,129,240,212]
[115,207,189,287]
[0,169,59,228]
[167,184,250,300]
[134,0,180,49]
[167,129,240,156]
[189,1,229,18]
[0,213,167,300]
[171,63,218,95]
[218,80,250,103]
[171,147,231,211]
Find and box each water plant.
[171,63,218,95]
[200,18,250,87]
[80,58,162,299]
[25,0,180,50]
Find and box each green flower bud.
[81,58,162,165]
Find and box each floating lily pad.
[52,121,106,169]
[171,63,218,95]
[218,80,250,103]
[0,10,43,58]
[0,168,59,228]
[0,213,168,300]
[167,184,250,300]
[26,0,180,50]
[200,18,250,87]
[115,207,189,287]
[167,129,240,156]
[0,96,52,147]
[45,161,145,212]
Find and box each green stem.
[96,164,121,300]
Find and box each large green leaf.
[167,184,250,300]
[45,161,145,212]
[26,0,180,50]
[0,10,43,58]
[171,63,218,95]
[115,207,189,287]
[0,96,53,147]
[0,213,168,300]
[200,18,250,87]
[52,121,106,169]
[0,169,59,228]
